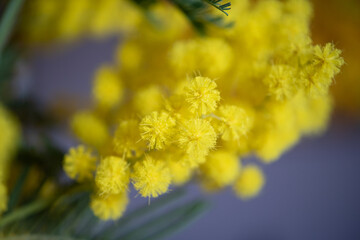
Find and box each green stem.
[0,0,25,56]
[145,200,210,240]
[0,199,50,229]
[117,199,208,240]
[8,165,30,211]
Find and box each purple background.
[25,37,360,240]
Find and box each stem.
[0,199,49,229]
[8,165,30,211]
[145,200,210,240]
[118,199,209,240]
[0,0,25,55]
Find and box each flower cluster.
[18,0,142,44]
[63,0,343,220]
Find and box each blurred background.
[5,0,360,239]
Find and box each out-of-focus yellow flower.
[264,65,298,101]
[217,105,253,142]
[200,150,240,189]
[117,41,143,72]
[133,86,164,116]
[91,192,128,220]
[112,119,145,158]
[71,111,109,149]
[233,165,265,199]
[93,66,124,109]
[63,145,97,182]
[167,158,193,186]
[170,38,233,78]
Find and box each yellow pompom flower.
[233,165,265,199]
[177,118,217,166]
[113,119,145,158]
[56,0,92,40]
[117,41,142,72]
[169,38,233,77]
[89,0,120,36]
[95,156,130,195]
[140,111,176,150]
[71,111,109,148]
[132,156,171,198]
[167,159,193,186]
[184,77,220,115]
[93,66,123,109]
[303,43,344,97]
[264,65,298,101]
[133,86,164,116]
[255,102,300,162]
[63,145,97,182]
[200,150,240,188]
[90,192,128,221]
[0,183,8,215]
[312,43,344,79]
[217,105,253,142]
[292,91,332,134]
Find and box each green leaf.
[145,200,210,240]
[115,199,209,240]
[203,0,231,16]
[0,199,50,230]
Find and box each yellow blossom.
[264,65,298,101]
[312,43,344,79]
[133,86,164,116]
[233,165,265,199]
[117,41,143,72]
[71,111,109,148]
[166,156,193,186]
[90,192,128,220]
[63,145,97,182]
[177,118,217,166]
[93,66,124,109]
[113,119,145,158]
[140,111,176,150]
[132,156,171,198]
[184,77,220,115]
[95,156,130,195]
[200,150,240,189]
[169,38,233,78]
[303,43,344,97]
[217,105,253,142]
[56,0,92,41]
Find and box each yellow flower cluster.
[63,0,343,221]
[18,0,142,44]
[0,105,20,215]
